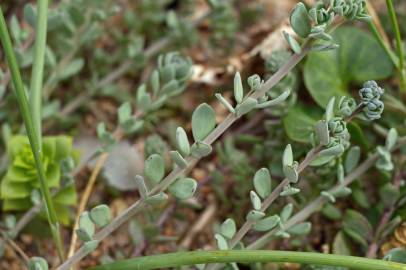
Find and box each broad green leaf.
[54,203,71,226]
[90,204,111,227]
[54,136,73,162]
[283,31,301,54]
[83,240,100,253]
[214,234,229,250]
[191,103,216,141]
[28,257,48,270]
[283,104,322,143]
[253,168,271,199]
[384,248,406,264]
[287,222,311,235]
[168,177,197,200]
[170,151,188,168]
[290,3,311,38]
[386,128,398,150]
[58,58,84,81]
[144,154,165,184]
[6,166,35,182]
[250,191,261,210]
[347,122,370,150]
[220,218,236,239]
[304,27,393,108]
[3,198,32,211]
[43,137,56,160]
[333,231,351,255]
[282,144,293,167]
[345,146,361,173]
[379,183,400,208]
[234,72,244,104]
[77,211,95,241]
[253,215,280,232]
[190,141,212,158]
[342,209,372,247]
[7,135,28,159]
[134,175,148,198]
[246,210,265,221]
[280,203,293,222]
[304,50,346,107]
[53,185,77,205]
[45,163,61,188]
[321,203,342,220]
[1,179,31,199]
[315,120,330,145]
[176,127,190,156]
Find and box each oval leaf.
[191,103,216,141]
[290,3,311,38]
[144,154,165,184]
[168,177,197,200]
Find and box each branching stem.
[56,39,311,270]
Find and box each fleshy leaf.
[144,154,165,184]
[90,204,111,227]
[290,2,311,38]
[176,127,190,156]
[253,215,280,232]
[168,177,197,200]
[253,168,271,199]
[191,103,216,141]
[233,72,243,104]
[220,218,236,239]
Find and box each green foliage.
[207,0,238,50]
[304,27,393,107]
[144,154,165,184]
[283,104,322,143]
[191,103,216,141]
[0,135,77,224]
[28,257,48,270]
[168,177,197,200]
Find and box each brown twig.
[0,230,30,267]
[366,1,391,47]
[66,151,111,262]
[180,200,217,249]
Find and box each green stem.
[29,0,48,147]
[386,0,406,92]
[88,250,406,270]
[367,20,398,68]
[0,6,64,260]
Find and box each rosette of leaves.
[113,52,192,137]
[0,135,78,224]
[358,80,385,120]
[166,10,197,47]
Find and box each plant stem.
[87,250,406,270]
[205,146,323,270]
[56,39,311,270]
[29,0,48,147]
[367,20,398,68]
[0,6,64,260]
[385,0,406,92]
[247,137,406,251]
